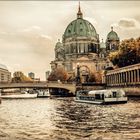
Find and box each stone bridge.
[0,82,76,94]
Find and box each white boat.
[75,89,128,104]
[37,89,50,98]
[1,93,37,99]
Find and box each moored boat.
[37,89,50,98]
[75,89,128,105]
[1,93,37,99]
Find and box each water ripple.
[0,98,140,140]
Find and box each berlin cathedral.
[50,4,120,81]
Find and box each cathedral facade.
[50,4,120,82]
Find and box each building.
[0,64,11,83]
[51,4,119,82]
[28,72,35,80]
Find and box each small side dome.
[100,39,106,49]
[0,64,8,70]
[55,39,63,49]
[107,27,119,41]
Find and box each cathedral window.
[80,44,84,53]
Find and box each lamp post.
[76,63,80,85]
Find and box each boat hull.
[75,99,127,105]
[37,95,50,98]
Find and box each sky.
[0,1,140,80]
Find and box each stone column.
[115,74,117,85]
[110,75,111,85]
[108,75,110,85]
[118,73,120,85]
[112,74,114,85]
[106,75,108,84]
[137,69,140,82]
[120,73,122,84]
[134,70,136,83]
[131,70,134,83]
[126,71,128,85]
[116,73,119,85]
[114,74,116,85]
[109,75,112,85]
[129,71,131,83]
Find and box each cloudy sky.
[0,1,140,80]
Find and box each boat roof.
[88,89,125,96]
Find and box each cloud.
[111,18,140,40]
[112,18,140,29]
[0,25,55,80]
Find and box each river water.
[0,98,140,140]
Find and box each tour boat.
[75,89,128,104]
[37,89,50,98]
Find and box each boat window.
[112,92,117,97]
[95,94,101,100]
[102,94,104,100]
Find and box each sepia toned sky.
[0,1,140,80]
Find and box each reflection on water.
[0,98,140,140]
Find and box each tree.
[12,71,33,83]
[109,37,140,67]
[88,71,102,83]
[48,67,68,81]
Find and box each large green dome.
[107,27,119,41]
[63,18,98,39]
[63,5,98,40]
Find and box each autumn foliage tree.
[12,71,33,83]
[88,71,102,83]
[48,67,68,81]
[109,37,140,67]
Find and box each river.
[0,97,140,140]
